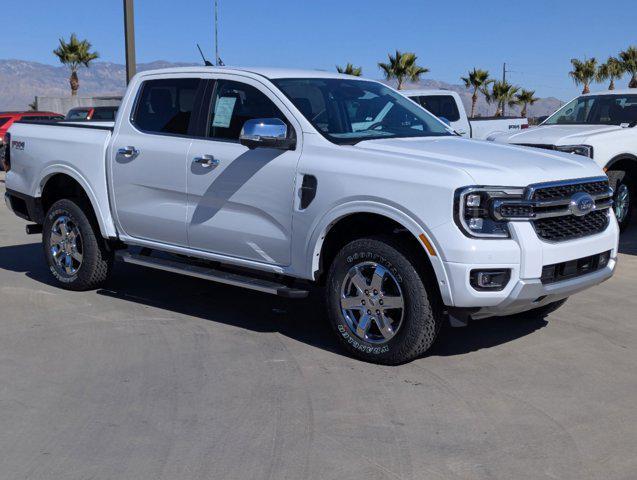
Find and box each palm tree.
[569,57,597,94]
[53,33,99,96]
[336,63,362,76]
[619,46,637,88]
[596,57,625,90]
[485,80,521,117]
[461,68,492,118]
[378,51,429,90]
[516,89,539,118]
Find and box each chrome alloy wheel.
[340,261,405,344]
[50,215,83,276]
[614,183,630,224]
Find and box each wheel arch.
[605,154,637,177]
[38,167,116,238]
[307,202,453,305]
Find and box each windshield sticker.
[211,97,237,128]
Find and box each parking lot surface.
[1,173,636,480]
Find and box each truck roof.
[138,66,356,80]
[581,88,637,96]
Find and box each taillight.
[2,132,10,172]
[521,124,529,129]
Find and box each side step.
[115,251,309,299]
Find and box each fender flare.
[37,164,117,238]
[305,200,454,305]
[605,153,637,171]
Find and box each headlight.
[455,186,525,238]
[555,144,593,158]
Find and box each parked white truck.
[3,67,619,364]
[403,89,529,139]
[488,90,637,230]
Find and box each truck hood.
[355,136,604,186]
[490,124,621,145]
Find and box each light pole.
[123,0,136,84]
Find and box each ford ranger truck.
[3,67,620,364]
[488,90,637,231]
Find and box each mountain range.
[0,59,563,117]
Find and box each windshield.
[273,78,452,145]
[544,94,637,126]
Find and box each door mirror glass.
[240,118,294,150]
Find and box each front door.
[110,76,203,246]
[187,77,301,266]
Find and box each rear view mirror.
[240,118,295,150]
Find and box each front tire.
[43,198,113,291]
[326,237,441,365]
[608,170,633,231]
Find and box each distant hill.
[0,59,563,117]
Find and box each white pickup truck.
[403,89,529,139]
[489,90,637,230]
[3,67,619,364]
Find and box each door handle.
[193,155,219,168]
[117,146,140,158]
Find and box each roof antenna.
[197,44,213,66]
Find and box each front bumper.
[432,213,619,318]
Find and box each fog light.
[470,269,511,291]
[598,251,610,268]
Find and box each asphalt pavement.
[1,172,636,480]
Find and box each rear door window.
[414,95,460,122]
[133,78,202,135]
[92,107,117,120]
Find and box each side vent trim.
[299,174,317,210]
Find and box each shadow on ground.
[1,242,551,361]
[619,222,637,255]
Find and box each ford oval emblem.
[569,192,595,217]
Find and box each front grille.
[531,180,610,202]
[534,209,610,241]
[541,251,611,284]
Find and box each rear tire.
[42,198,113,291]
[325,236,441,365]
[608,170,633,231]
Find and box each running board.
[115,251,309,299]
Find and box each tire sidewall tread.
[326,236,440,365]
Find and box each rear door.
[186,75,302,266]
[110,76,204,246]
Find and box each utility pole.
[123,0,136,84]
[214,0,219,66]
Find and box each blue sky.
[1,0,635,99]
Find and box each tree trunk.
[582,83,590,94]
[397,77,403,90]
[521,103,527,118]
[629,75,637,88]
[70,70,79,96]
[471,91,477,118]
[609,79,615,90]
[495,103,503,117]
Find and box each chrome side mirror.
[239,118,295,150]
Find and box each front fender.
[304,200,453,305]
